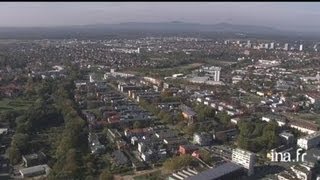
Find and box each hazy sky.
[1,2,320,31]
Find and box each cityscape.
[0,2,320,180]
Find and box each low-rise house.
[19,164,50,178]
[180,104,197,124]
[289,119,319,135]
[179,145,199,155]
[230,118,241,125]
[261,114,287,127]
[22,152,47,167]
[305,92,320,104]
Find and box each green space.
[133,170,162,180]
[240,93,263,104]
[127,63,203,78]
[285,112,320,125]
[0,98,33,113]
[237,119,280,154]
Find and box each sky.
[1,2,320,32]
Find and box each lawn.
[240,93,263,104]
[0,98,33,114]
[292,113,320,125]
[133,170,162,180]
[125,63,204,78]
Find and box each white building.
[231,118,241,125]
[104,69,135,79]
[289,121,318,135]
[297,131,320,150]
[284,43,289,51]
[231,148,256,176]
[299,44,303,51]
[246,40,251,48]
[270,42,275,49]
[201,66,221,82]
[261,115,286,127]
[232,76,243,84]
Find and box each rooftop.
[185,162,242,180]
[19,164,50,175]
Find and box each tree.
[133,121,143,129]
[0,110,20,128]
[163,155,196,171]
[183,124,197,136]
[11,133,29,153]
[62,149,81,178]
[195,104,215,121]
[8,144,21,165]
[216,112,230,125]
[237,120,279,153]
[99,169,113,180]
[176,113,184,122]
[199,149,212,164]
[162,113,173,124]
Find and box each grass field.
[0,98,33,113]
[157,63,203,71]
[284,112,320,125]
[133,170,162,180]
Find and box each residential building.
[185,162,245,180]
[22,152,47,168]
[299,44,303,51]
[231,148,256,176]
[19,164,50,178]
[297,131,320,150]
[179,145,199,155]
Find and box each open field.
[125,63,204,78]
[284,112,320,125]
[133,169,163,180]
[0,98,33,113]
[157,62,203,71]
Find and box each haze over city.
[1,2,320,32]
[2,2,320,180]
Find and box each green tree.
[199,149,212,164]
[133,121,143,129]
[11,133,29,153]
[63,149,80,178]
[163,155,196,171]
[8,144,21,165]
[216,112,230,125]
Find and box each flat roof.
[185,162,243,180]
[19,164,49,175]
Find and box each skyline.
[1,2,320,32]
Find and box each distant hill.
[0,21,314,39]
[73,21,285,34]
